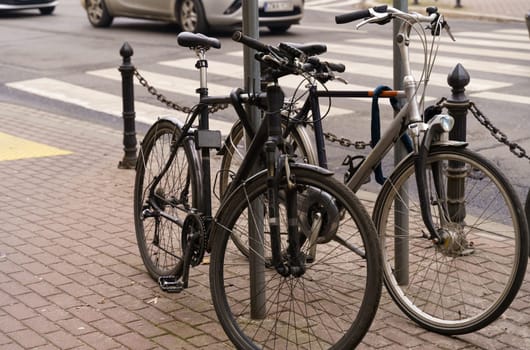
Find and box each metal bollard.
[118,42,138,169]
[445,63,470,222]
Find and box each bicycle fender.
[290,162,335,176]
[156,116,196,132]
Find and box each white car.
[0,0,58,14]
[81,0,304,33]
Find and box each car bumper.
[204,1,303,28]
[0,0,58,10]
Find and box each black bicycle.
[221,6,529,335]
[134,32,382,349]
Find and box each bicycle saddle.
[177,32,221,50]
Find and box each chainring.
[181,213,206,267]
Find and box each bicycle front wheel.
[134,119,202,281]
[373,146,528,334]
[210,165,382,349]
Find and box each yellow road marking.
[0,132,72,161]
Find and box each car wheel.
[86,0,113,28]
[268,25,291,34]
[178,0,208,33]
[39,6,55,15]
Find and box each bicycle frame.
[147,42,311,276]
[285,9,459,241]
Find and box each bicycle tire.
[210,165,382,349]
[524,190,530,256]
[134,119,202,281]
[373,146,528,334]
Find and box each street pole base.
[118,157,136,169]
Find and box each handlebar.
[232,31,270,53]
[335,5,388,24]
[335,5,454,40]
[232,31,346,83]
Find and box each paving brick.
[22,315,61,334]
[15,292,50,309]
[3,302,38,320]
[69,305,106,323]
[0,315,25,333]
[152,334,189,349]
[7,328,48,348]
[159,320,202,340]
[59,282,97,298]
[46,330,87,349]
[79,331,121,350]
[0,343,25,350]
[127,319,167,338]
[27,280,62,297]
[91,317,130,337]
[114,332,157,350]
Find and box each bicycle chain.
[134,69,229,114]
[468,102,530,162]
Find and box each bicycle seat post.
[195,48,209,100]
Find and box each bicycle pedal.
[158,276,184,293]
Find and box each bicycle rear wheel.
[219,118,316,197]
[373,146,528,334]
[134,119,202,280]
[210,165,382,349]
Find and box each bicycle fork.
[265,84,305,277]
[410,113,457,244]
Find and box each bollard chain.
[134,69,229,114]
[468,102,530,161]
[305,122,369,149]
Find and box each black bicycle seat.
[177,32,221,50]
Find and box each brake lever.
[443,21,456,41]
[356,13,391,29]
[335,76,349,84]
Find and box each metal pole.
[393,0,409,285]
[243,0,266,320]
[118,42,137,169]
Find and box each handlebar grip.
[232,31,269,53]
[327,62,345,73]
[279,42,304,59]
[335,5,387,24]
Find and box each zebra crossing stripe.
[87,68,235,97]
[456,31,530,42]
[324,43,530,78]
[6,78,234,133]
[470,91,530,105]
[348,38,530,61]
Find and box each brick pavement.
[0,100,529,349]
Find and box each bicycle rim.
[374,147,528,334]
[134,120,201,280]
[210,166,382,349]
